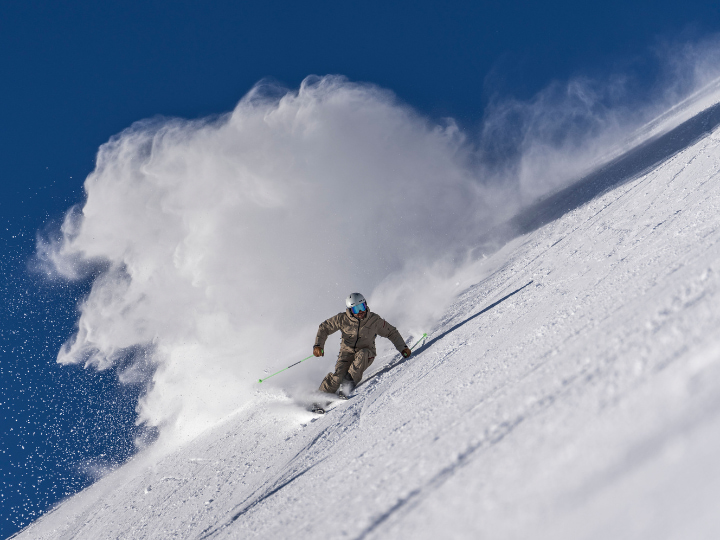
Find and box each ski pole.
[258,333,426,383]
[258,351,321,383]
[409,333,428,352]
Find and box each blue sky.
[2,0,720,536]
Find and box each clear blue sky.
[2,0,719,536]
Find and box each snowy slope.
[14,117,720,539]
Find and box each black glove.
[401,347,412,358]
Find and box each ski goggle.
[350,302,368,314]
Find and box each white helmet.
[346,293,367,314]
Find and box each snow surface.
[14,114,720,539]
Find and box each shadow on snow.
[358,280,534,388]
[479,101,720,252]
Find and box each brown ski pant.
[319,348,375,393]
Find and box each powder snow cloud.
[42,76,503,443]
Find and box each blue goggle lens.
[351,302,367,314]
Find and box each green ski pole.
[258,350,322,383]
[258,332,426,383]
[409,333,428,351]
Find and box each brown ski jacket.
[314,309,407,356]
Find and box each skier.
[313,293,412,398]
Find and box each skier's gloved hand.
[401,347,412,358]
[313,346,324,357]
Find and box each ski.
[310,403,326,414]
[309,392,351,414]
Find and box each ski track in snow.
[13,124,720,539]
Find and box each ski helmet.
[346,293,367,312]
